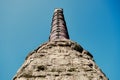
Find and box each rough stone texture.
[13,39,108,80]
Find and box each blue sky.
[0,0,120,80]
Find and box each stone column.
[49,8,69,41]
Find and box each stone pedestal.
[13,40,108,80]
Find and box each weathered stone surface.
[13,39,108,80]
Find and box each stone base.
[13,40,108,80]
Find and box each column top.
[54,8,63,12]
